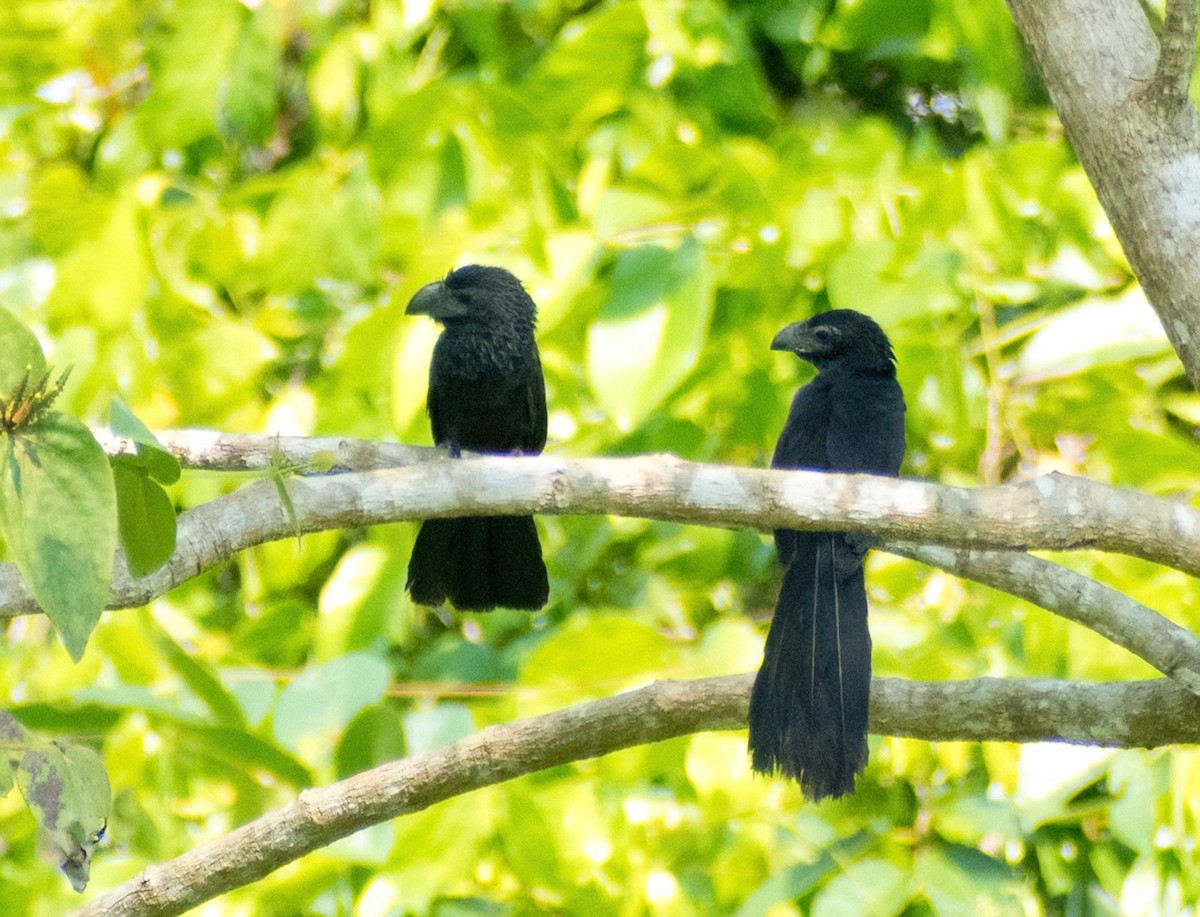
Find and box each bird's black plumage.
[749,309,906,799]
[405,265,549,612]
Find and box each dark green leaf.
[185,724,311,788]
[112,462,177,578]
[220,7,278,146]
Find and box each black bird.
[405,265,549,612]
[748,309,906,799]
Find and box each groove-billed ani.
[749,309,906,799]
[405,265,549,612]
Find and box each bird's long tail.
[748,533,871,800]
[407,515,548,612]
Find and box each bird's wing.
[524,349,548,454]
[825,376,906,476]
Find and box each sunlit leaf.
[0,306,47,395]
[586,237,712,429]
[812,858,911,917]
[273,652,391,760]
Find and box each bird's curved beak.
[771,323,812,355]
[406,281,468,319]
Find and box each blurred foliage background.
[2,0,1200,914]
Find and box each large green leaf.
[136,0,242,148]
[0,412,116,660]
[585,237,712,429]
[812,858,911,917]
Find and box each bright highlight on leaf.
[586,237,712,430]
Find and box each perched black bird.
[405,265,549,612]
[749,309,906,799]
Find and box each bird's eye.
[813,327,834,343]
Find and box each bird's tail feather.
[748,533,871,799]
[407,515,548,612]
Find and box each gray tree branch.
[71,674,1200,917]
[1006,0,1200,384]
[7,436,1200,695]
[891,543,1200,694]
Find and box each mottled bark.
[1007,0,1200,384]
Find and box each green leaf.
[186,724,311,788]
[219,7,278,146]
[136,0,242,148]
[0,307,47,395]
[586,237,712,429]
[915,847,1014,917]
[107,398,180,575]
[403,704,475,756]
[735,832,873,917]
[150,626,246,728]
[16,741,110,893]
[109,397,181,485]
[335,704,407,779]
[112,461,177,578]
[261,160,380,292]
[520,613,679,701]
[524,2,648,127]
[0,412,117,660]
[1016,290,1171,381]
[826,238,963,323]
[812,858,911,917]
[272,652,391,759]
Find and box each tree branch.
[1150,0,1200,116]
[94,429,436,473]
[1006,0,1200,385]
[4,448,1199,691]
[891,543,1200,694]
[55,436,1200,911]
[71,674,1200,917]
[89,433,1200,579]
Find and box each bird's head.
[770,309,896,374]
[405,265,537,331]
